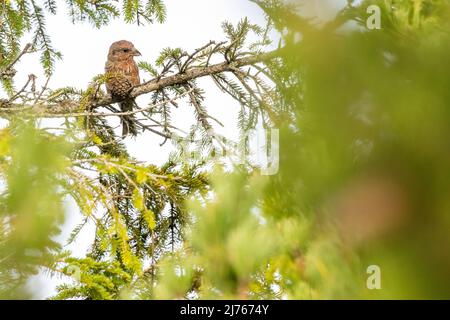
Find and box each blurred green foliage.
[254,0,450,299]
[153,0,450,299]
[0,121,70,299]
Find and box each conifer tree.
[0,0,278,299]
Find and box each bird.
[105,40,141,137]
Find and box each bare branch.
[0,90,192,123]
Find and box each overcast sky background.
[2,0,347,299]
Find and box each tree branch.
[128,50,278,103]
[0,49,279,117]
[0,43,32,78]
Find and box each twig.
[33,76,51,105]
[9,74,36,102]
[180,41,216,73]
[1,90,193,118]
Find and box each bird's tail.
[119,99,138,137]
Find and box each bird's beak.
[132,48,142,56]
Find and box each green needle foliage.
[0,0,166,80]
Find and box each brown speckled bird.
[105,40,141,137]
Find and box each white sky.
[7,0,347,299]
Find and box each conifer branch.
[0,43,32,78]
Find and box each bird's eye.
[123,49,130,52]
